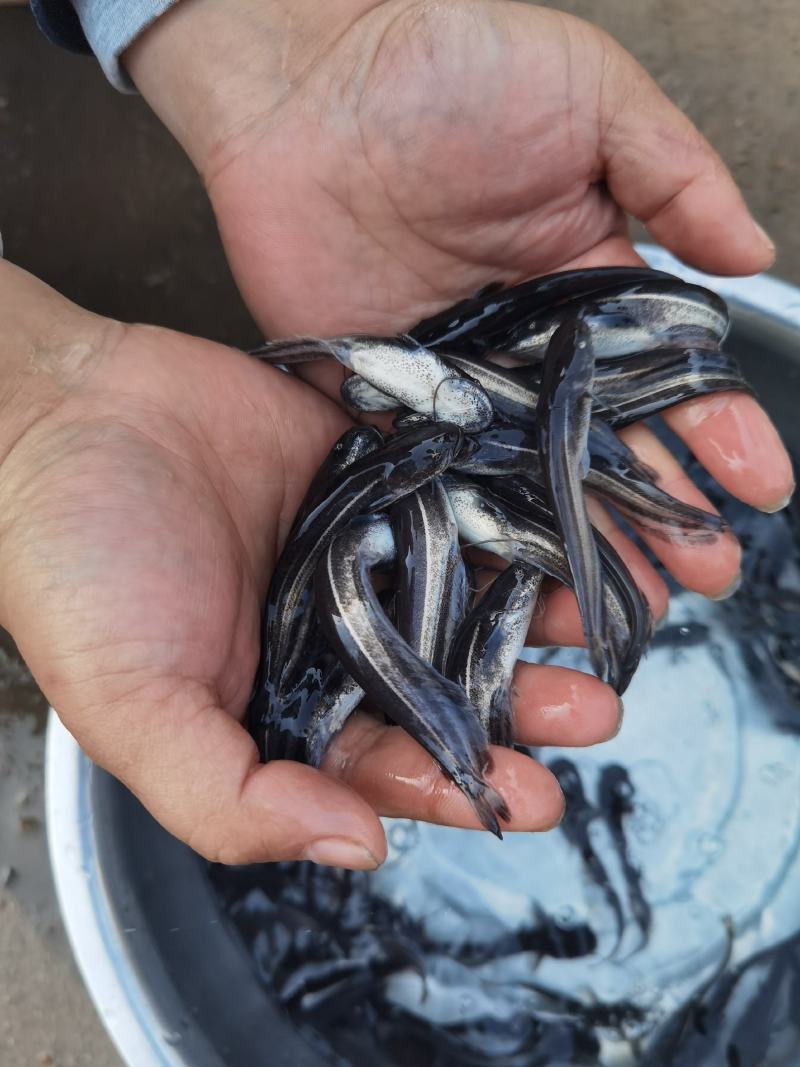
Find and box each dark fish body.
[594,346,749,428]
[264,627,365,766]
[249,426,382,755]
[409,267,677,354]
[446,561,543,746]
[458,421,723,545]
[250,336,336,364]
[391,480,468,672]
[455,424,542,477]
[537,317,609,684]
[315,516,509,835]
[509,281,729,361]
[549,758,625,952]
[487,474,651,693]
[586,418,727,542]
[598,764,652,948]
[263,423,465,697]
[288,426,384,540]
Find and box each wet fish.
[288,425,384,540]
[486,474,652,693]
[391,479,469,672]
[508,280,729,361]
[262,422,466,698]
[315,514,509,835]
[262,609,364,765]
[586,418,727,542]
[439,351,540,428]
[341,374,398,412]
[250,336,336,364]
[446,561,543,746]
[537,316,609,684]
[327,335,495,431]
[409,267,677,354]
[592,346,750,427]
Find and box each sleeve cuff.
[71,0,180,91]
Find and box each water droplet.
[163,1031,183,1046]
[459,994,474,1014]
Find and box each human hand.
[128,0,793,607]
[0,260,629,866]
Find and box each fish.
[586,419,727,542]
[549,758,625,955]
[591,346,750,427]
[390,479,469,672]
[598,764,652,951]
[486,474,652,692]
[249,425,383,754]
[327,335,495,431]
[261,422,466,699]
[438,351,541,428]
[341,375,398,412]
[446,561,543,746]
[507,280,729,361]
[537,316,609,684]
[315,513,509,835]
[249,336,336,364]
[287,425,384,540]
[409,267,678,353]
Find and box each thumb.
[57,681,388,869]
[598,39,774,275]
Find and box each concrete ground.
[0,3,797,1065]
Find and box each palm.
[209,3,648,337]
[1,325,348,742]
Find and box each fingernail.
[608,698,625,740]
[303,837,380,870]
[709,572,742,602]
[753,220,775,254]
[550,783,567,828]
[759,486,795,514]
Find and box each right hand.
[0,261,622,867]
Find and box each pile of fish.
[247,266,750,835]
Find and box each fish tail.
[468,779,511,838]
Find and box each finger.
[617,421,743,597]
[511,663,622,747]
[324,712,565,832]
[66,686,388,869]
[662,393,794,513]
[517,512,668,646]
[599,36,774,275]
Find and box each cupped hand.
[0,261,610,867]
[128,0,793,607]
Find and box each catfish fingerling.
[446,561,543,747]
[537,317,610,684]
[315,515,509,836]
[263,422,465,699]
[390,479,469,672]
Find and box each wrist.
[125,0,382,174]
[0,261,120,465]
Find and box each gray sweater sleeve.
[70,0,180,90]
